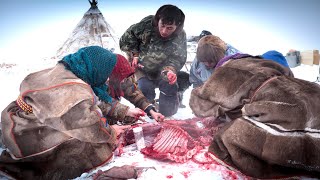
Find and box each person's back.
[190,53,320,179]
[0,46,152,179]
[0,46,120,179]
[119,4,187,117]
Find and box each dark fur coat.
[190,57,320,179]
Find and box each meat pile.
[123,117,226,163]
[141,124,203,163]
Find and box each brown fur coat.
[190,57,320,178]
[0,64,117,180]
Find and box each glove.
[161,70,177,85]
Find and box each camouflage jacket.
[120,15,187,80]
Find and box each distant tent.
[56,0,118,59]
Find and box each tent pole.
[316,66,320,82]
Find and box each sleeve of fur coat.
[121,76,151,110]
[98,100,129,124]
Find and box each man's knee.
[158,80,179,116]
[158,80,178,96]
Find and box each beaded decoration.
[16,95,33,113]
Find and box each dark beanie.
[60,46,117,103]
[199,30,212,39]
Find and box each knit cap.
[199,30,212,39]
[61,46,117,103]
[262,50,289,68]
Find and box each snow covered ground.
[1,54,319,120]
[0,57,319,179]
[1,58,319,112]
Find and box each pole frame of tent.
[316,66,320,82]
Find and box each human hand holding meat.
[126,107,146,121]
[112,124,131,156]
[149,110,165,122]
[167,70,177,85]
[112,124,131,138]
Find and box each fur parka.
[0,64,117,180]
[190,57,320,178]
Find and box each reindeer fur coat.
[0,64,117,180]
[190,57,320,179]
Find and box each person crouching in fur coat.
[189,47,320,179]
[0,46,162,180]
[101,52,164,124]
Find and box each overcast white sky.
[0,0,319,63]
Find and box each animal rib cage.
[141,125,202,163]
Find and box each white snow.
[0,57,319,179]
[74,145,241,180]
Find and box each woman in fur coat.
[0,46,162,180]
[190,46,320,178]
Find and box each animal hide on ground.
[92,165,138,180]
[190,57,320,179]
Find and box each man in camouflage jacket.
[119,4,187,117]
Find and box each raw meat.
[141,124,202,163]
[123,117,226,163]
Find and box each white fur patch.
[243,116,320,138]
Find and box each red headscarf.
[109,54,135,99]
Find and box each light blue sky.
[0,0,319,62]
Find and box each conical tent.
[56,0,118,59]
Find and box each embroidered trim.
[16,95,33,113]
